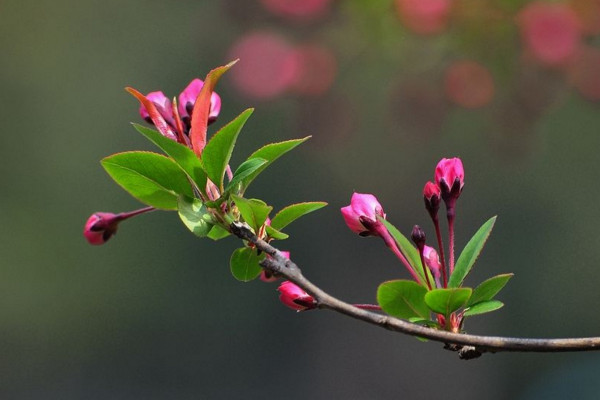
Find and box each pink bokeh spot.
[395,0,452,35]
[228,32,299,100]
[260,0,331,20]
[518,2,582,66]
[569,46,600,101]
[290,44,337,97]
[444,61,495,109]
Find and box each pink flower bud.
[261,251,290,282]
[177,79,222,124]
[341,193,386,236]
[423,245,441,280]
[139,91,173,125]
[434,158,464,206]
[423,181,441,218]
[83,212,121,245]
[277,281,316,311]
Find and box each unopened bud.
[411,225,426,250]
[277,281,317,311]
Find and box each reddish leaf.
[126,87,178,141]
[190,60,238,158]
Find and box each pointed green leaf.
[464,300,504,317]
[242,137,310,189]
[424,288,472,317]
[448,216,497,288]
[468,273,513,307]
[265,225,289,240]
[231,195,272,232]
[270,202,328,231]
[102,151,193,210]
[207,225,231,241]
[202,108,254,190]
[230,247,264,282]
[379,218,433,287]
[177,196,214,237]
[132,123,207,193]
[377,280,429,320]
[225,158,267,193]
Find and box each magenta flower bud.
[261,251,290,282]
[434,157,465,207]
[423,181,441,219]
[277,281,316,311]
[177,78,222,125]
[139,91,173,125]
[341,192,386,237]
[83,212,122,245]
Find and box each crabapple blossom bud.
[341,192,386,237]
[423,181,441,219]
[434,157,464,207]
[177,79,222,125]
[139,91,173,125]
[83,212,121,245]
[411,225,426,250]
[423,245,442,283]
[277,281,316,311]
[260,251,290,282]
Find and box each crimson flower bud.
[423,181,441,219]
[411,225,426,250]
[277,281,316,311]
[434,157,464,207]
[83,212,122,245]
[177,78,222,126]
[260,251,290,282]
[341,192,386,237]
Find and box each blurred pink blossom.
[290,44,337,97]
[444,61,495,109]
[395,0,452,35]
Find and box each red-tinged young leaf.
[377,280,429,320]
[467,273,513,307]
[230,247,264,282]
[270,202,328,231]
[424,288,472,318]
[190,60,238,157]
[126,87,178,141]
[171,97,189,145]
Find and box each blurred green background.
[2,0,600,398]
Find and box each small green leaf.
[102,151,193,210]
[177,196,214,237]
[242,137,310,189]
[270,202,328,231]
[202,109,254,190]
[379,218,432,287]
[207,225,230,241]
[448,216,497,288]
[132,123,207,193]
[230,247,264,282]
[377,280,429,320]
[464,300,504,317]
[231,195,272,231]
[265,225,289,240]
[468,273,513,306]
[424,288,472,317]
[225,158,267,193]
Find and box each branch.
[230,222,600,360]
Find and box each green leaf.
[207,225,230,241]
[225,158,267,194]
[102,151,193,210]
[377,280,429,320]
[230,247,264,282]
[464,300,504,317]
[231,195,272,232]
[270,202,328,231]
[202,109,254,190]
[379,218,432,287]
[242,137,310,189]
[265,225,289,240]
[468,273,513,307]
[177,196,214,237]
[448,216,497,288]
[132,123,208,193]
[424,288,472,317]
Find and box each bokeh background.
[2,0,600,398]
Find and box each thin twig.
[230,222,600,359]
